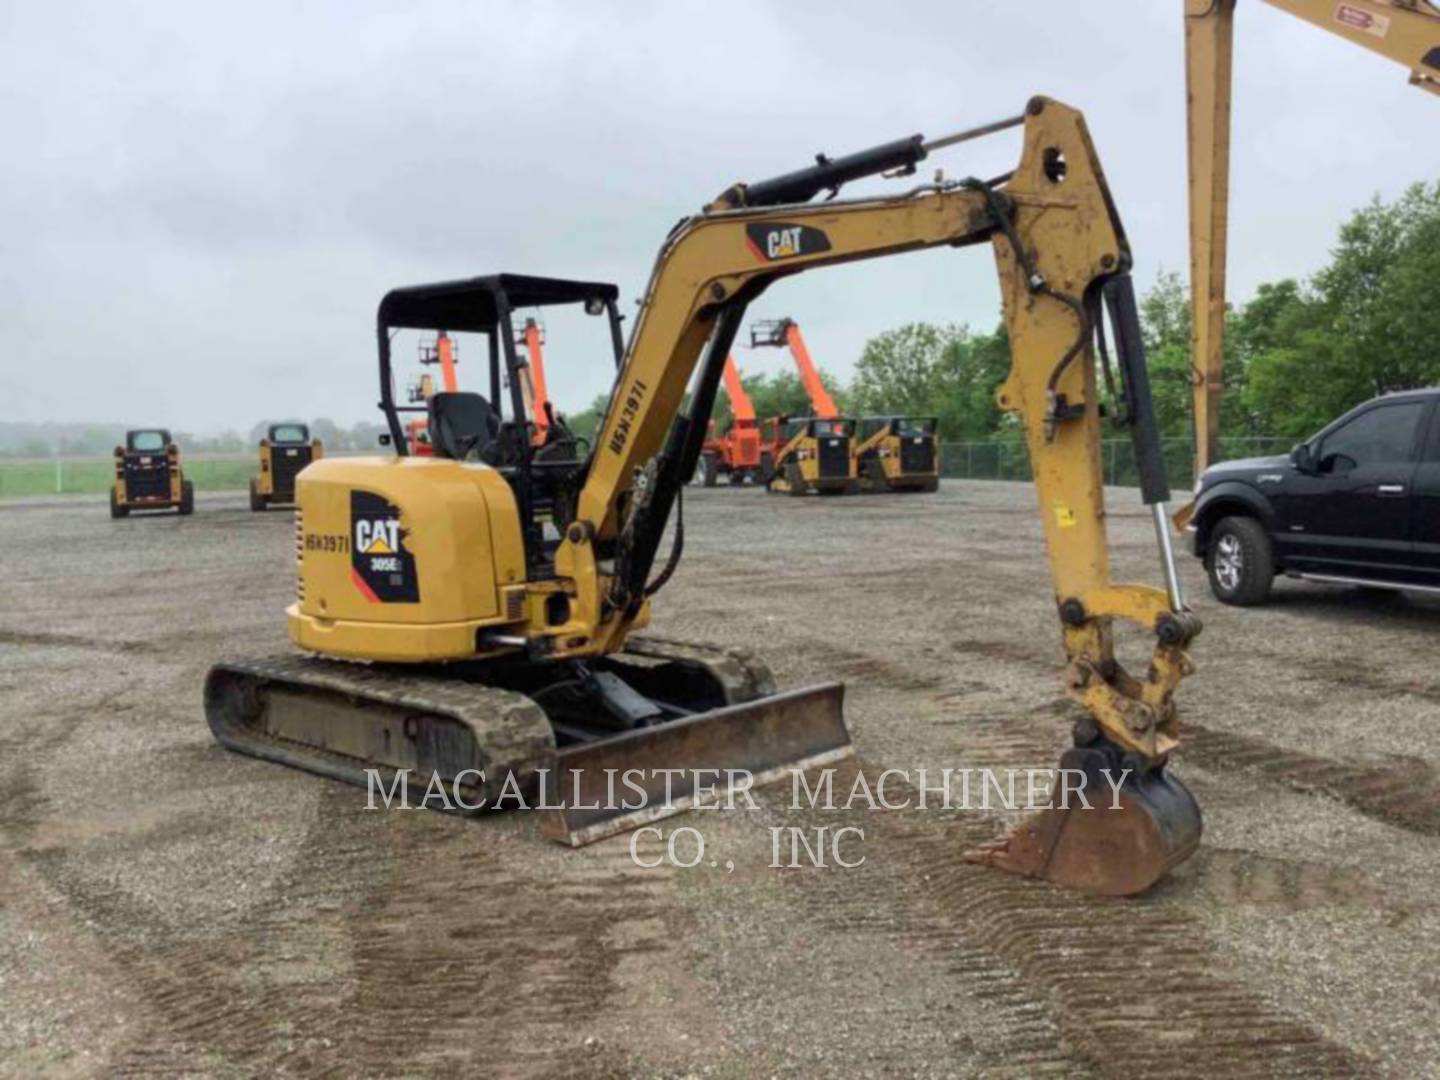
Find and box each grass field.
[0,456,258,497]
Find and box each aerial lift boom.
[752,317,840,419]
[516,318,553,447]
[722,355,756,425]
[1184,0,1440,474]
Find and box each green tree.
[850,323,954,418]
[565,393,613,444]
[1134,271,1197,440]
[1239,182,1440,438]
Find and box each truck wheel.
[1206,516,1272,606]
[248,478,269,512]
[728,470,745,486]
[920,477,940,493]
[701,453,718,488]
[179,480,195,516]
[760,452,775,486]
[110,487,128,519]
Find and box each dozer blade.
[964,746,1202,897]
[540,683,851,846]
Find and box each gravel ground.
[1,481,1437,1077]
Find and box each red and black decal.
[744,223,832,263]
[350,490,419,603]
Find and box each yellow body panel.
[288,456,528,660]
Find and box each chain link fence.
[940,437,1295,490]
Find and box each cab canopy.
[126,429,172,452]
[268,423,310,444]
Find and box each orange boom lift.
[405,331,461,455]
[699,356,766,485]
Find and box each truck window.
[1319,402,1425,471]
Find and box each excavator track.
[204,653,556,805]
[616,634,778,704]
[205,637,848,837]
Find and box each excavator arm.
[1184,0,1440,474]
[554,99,1201,896]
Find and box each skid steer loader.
[111,429,193,517]
[760,415,858,496]
[854,416,941,493]
[749,318,860,495]
[250,423,323,511]
[206,98,1203,896]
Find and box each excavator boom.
[1184,0,1440,473]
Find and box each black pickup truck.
[1184,388,1440,604]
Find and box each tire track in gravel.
[332,823,680,1078]
[775,624,1373,1072]
[765,773,1099,1078]
[29,788,371,1077]
[1181,723,1440,838]
[69,790,685,1077]
[775,759,1373,1079]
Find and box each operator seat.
[428,391,503,465]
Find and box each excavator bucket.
[541,683,851,846]
[964,746,1202,897]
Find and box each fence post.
[966,443,972,479]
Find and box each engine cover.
[288,456,526,662]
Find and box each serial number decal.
[304,533,350,554]
[607,378,650,456]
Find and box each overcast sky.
[3,1,1437,433]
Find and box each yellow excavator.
[1184,0,1440,476]
[205,97,1202,897]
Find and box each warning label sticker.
[1335,3,1390,38]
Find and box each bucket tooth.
[964,744,1202,897]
